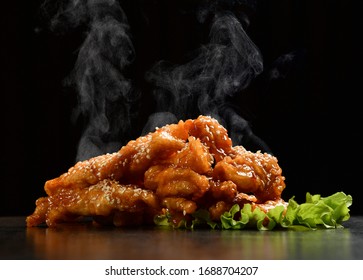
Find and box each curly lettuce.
[154,192,353,230]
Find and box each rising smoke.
[42,0,270,161]
[43,0,139,161]
[144,8,264,145]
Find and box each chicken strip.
[26,179,160,227]
[45,120,188,196]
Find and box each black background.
[2,0,362,217]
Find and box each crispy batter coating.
[187,116,233,162]
[26,115,287,227]
[27,180,159,227]
[213,146,286,202]
[144,166,210,200]
[161,136,213,175]
[44,120,188,195]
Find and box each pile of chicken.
[26,115,287,228]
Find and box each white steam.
[145,11,264,146]
[44,0,271,161]
[47,0,138,161]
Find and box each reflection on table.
[26,222,354,259]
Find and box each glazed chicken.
[26,115,286,227]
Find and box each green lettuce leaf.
[190,209,218,229]
[221,191,352,230]
[154,209,219,229]
[154,192,352,230]
[284,192,353,229]
[153,212,171,226]
[220,203,286,230]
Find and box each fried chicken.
[26,115,286,228]
[213,146,285,202]
[27,180,159,227]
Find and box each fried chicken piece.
[144,165,210,200]
[252,198,288,213]
[213,146,286,202]
[121,129,186,184]
[162,197,197,215]
[208,201,233,221]
[26,197,50,228]
[45,120,188,196]
[187,115,233,162]
[161,197,197,227]
[26,180,160,227]
[161,136,213,174]
[208,180,238,203]
[202,182,258,220]
[233,192,258,204]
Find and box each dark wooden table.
[1,216,362,260]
